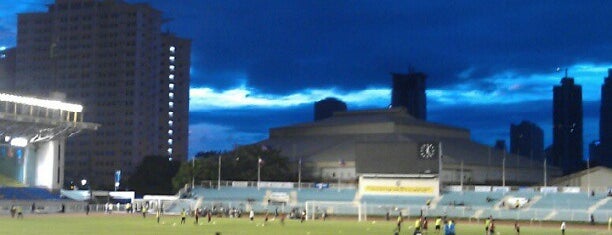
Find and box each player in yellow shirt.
[414,216,422,233]
[435,216,442,234]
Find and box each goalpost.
[304,201,366,222]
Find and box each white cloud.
[428,63,611,107]
[189,86,390,111]
[189,63,610,113]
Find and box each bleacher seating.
[0,187,59,200]
[529,192,601,210]
[296,188,355,202]
[191,187,266,202]
[437,191,504,207]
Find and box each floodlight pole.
[460,160,464,189]
[257,158,261,190]
[587,158,591,194]
[191,158,195,189]
[217,156,221,190]
[502,151,506,187]
[543,158,547,187]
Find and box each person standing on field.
[180,209,187,224]
[560,221,566,235]
[435,217,442,234]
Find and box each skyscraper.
[510,121,544,161]
[314,97,347,121]
[599,69,612,167]
[13,0,190,188]
[553,77,583,174]
[0,47,16,90]
[391,72,426,120]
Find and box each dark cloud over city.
[2,1,610,157]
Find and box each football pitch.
[0,214,609,235]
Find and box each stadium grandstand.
[157,108,609,224]
[0,92,98,215]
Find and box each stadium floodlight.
[10,137,28,147]
[4,136,10,142]
[0,93,83,112]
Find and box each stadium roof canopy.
[0,93,98,145]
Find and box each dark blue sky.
[2,1,611,158]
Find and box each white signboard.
[258,181,294,189]
[561,187,580,193]
[446,185,463,192]
[540,187,558,193]
[231,181,249,188]
[492,186,510,193]
[475,186,492,192]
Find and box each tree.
[171,145,293,190]
[128,155,181,196]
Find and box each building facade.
[599,69,612,167]
[510,120,544,161]
[314,97,347,121]
[13,0,190,188]
[0,47,16,90]
[258,108,559,186]
[390,72,426,120]
[553,77,583,174]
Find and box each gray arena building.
[258,108,561,188]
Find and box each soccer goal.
[304,201,367,222]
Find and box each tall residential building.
[391,72,426,120]
[494,139,507,152]
[599,69,612,167]
[510,121,544,161]
[553,77,583,174]
[314,97,347,121]
[0,47,16,90]
[14,0,190,188]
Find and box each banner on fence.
[446,185,463,192]
[364,185,434,194]
[492,186,510,193]
[231,181,249,188]
[475,186,492,192]
[258,181,294,189]
[540,187,558,193]
[561,187,580,193]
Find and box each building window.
[168,139,173,145]
[169,74,175,80]
[169,112,174,118]
[168,120,173,126]
[169,92,174,99]
[169,84,174,90]
[169,56,175,62]
[169,65,175,71]
[169,46,175,53]
[169,102,174,109]
[167,148,173,154]
[168,129,173,135]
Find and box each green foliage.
[172,145,293,190]
[128,155,180,195]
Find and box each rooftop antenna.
[556,67,568,78]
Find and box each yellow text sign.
[364,185,434,194]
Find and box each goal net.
[304,201,366,221]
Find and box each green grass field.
[0,214,609,235]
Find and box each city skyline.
[1,1,611,158]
